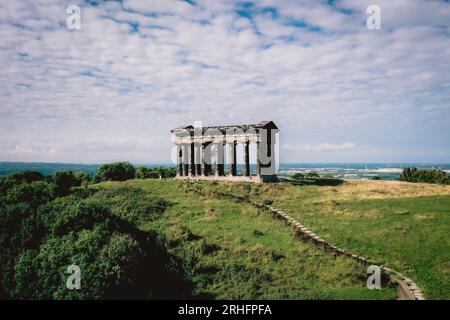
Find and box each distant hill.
[0,162,174,177]
[0,162,100,177]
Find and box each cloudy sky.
[1,0,449,164]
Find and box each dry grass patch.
[332,180,450,201]
[413,213,437,222]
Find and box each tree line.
[93,162,176,183]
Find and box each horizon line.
[1,161,450,166]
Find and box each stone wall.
[198,188,426,300]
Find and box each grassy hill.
[98,179,401,299]
[2,174,448,299]
[200,179,450,299]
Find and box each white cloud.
[0,0,449,163]
[283,142,356,152]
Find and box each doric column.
[256,137,261,176]
[228,140,237,176]
[195,143,202,176]
[190,141,195,176]
[182,144,189,176]
[176,144,182,176]
[215,142,224,176]
[244,140,250,176]
[202,142,212,176]
[259,128,276,176]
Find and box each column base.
[175,175,264,183]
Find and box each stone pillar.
[215,142,225,176]
[195,143,202,176]
[244,140,250,176]
[202,142,212,176]
[259,128,277,177]
[190,141,195,176]
[228,141,237,176]
[176,144,182,176]
[182,144,189,176]
[256,137,261,177]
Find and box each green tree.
[135,166,149,179]
[0,171,45,195]
[159,167,176,178]
[94,162,136,182]
[400,167,448,184]
[5,181,56,209]
[74,171,91,186]
[53,171,80,197]
[135,166,176,179]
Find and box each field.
[200,179,450,299]
[93,178,448,300]
[2,171,448,299]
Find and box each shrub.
[399,167,449,184]
[53,171,80,197]
[74,171,92,186]
[306,172,320,178]
[290,173,304,180]
[135,166,159,179]
[0,171,46,196]
[0,173,189,300]
[135,166,176,179]
[5,181,56,209]
[12,226,142,299]
[94,162,136,182]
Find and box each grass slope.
[203,179,450,299]
[98,179,395,300]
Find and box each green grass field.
[95,178,449,299]
[200,179,450,299]
[97,179,401,300]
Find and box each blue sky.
[0,0,449,163]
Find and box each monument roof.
[171,121,278,133]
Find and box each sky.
[0,0,449,164]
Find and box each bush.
[0,171,190,299]
[53,171,80,197]
[5,171,45,184]
[74,171,92,186]
[399,167,449,184]
[12,199,189,299]
[5,181,56,209]
[306,172,320,178]
[290,173,304,180]
[94,162,136,182]
[0,171,46,195]
[135,166,176,179]
[0,179,56,294]
[12,226,142,299]
[136,167,159,179]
